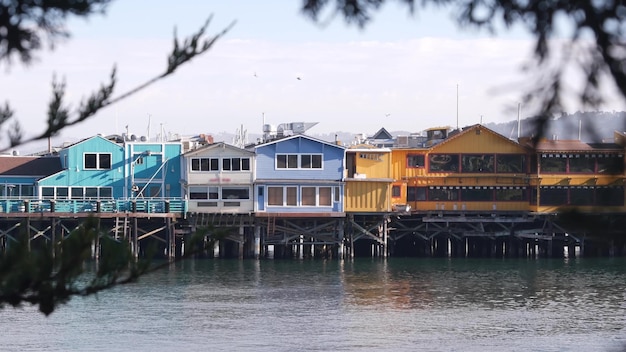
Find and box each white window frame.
[275,153,323,170]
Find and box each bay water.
[2,258,626,351]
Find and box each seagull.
[297,77,302,80]
[254,72,258,78]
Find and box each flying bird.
[297,77,301,80]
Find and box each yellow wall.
[350,151,392,179]
[391,149,428,180]
[345,181,392,212]
[433,127,525,154]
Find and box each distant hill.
[484,111,626,143]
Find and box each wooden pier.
[0,198,623,259]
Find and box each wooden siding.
[344,180,391,212]
[40,136,126,197]
[347,149,392,179]
[254,136,344,181]
[431,126,525,154]
[391,149,428,180]
[183,142,254,214]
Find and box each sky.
[2,0,625,152]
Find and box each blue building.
[252,135,345,216]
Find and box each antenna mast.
[456,84,459,130]
[517,103,521,139]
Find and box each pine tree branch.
[2,16,235,151]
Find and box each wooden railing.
[0,198,187,214]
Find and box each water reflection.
[340,258,626,314]
[1,257,625,351]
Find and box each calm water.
[2,258,626,352]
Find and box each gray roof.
[0,156,63,176]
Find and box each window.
[540,154,567,173]
[56,187,69,199]
[286,187,297,206]
[21,185,34,197]
[301,154,313,168]
[66,187,111,199]
[84,153,112,170]
[208,187,219,199]
[407,154,425,168]
[428,154,459,172]
[192,157,250,172]
[268,187,283,206]
[276,154,322,169]
[539,187,568,205]
[190,186,239,200]
[222,158,231,171]
[392,185,401,198]
[334,187,340,202]
[42,187,55,199]
[319,187,332,206]
[407,187,427,201]
[303,155,322,169]
[191,157,219,171]
[596,186,624,206]
[460,187,493,201]
[360,153,382,161]
[85,188,98,199]
[568,155,595,173]
[495,188,527,201]
[201,158,211,171]
[241,158,250,170]
[570,187,594,205]
[496,154,526,173]
[461,154,494,173]
[71,187,84,199]
[302,187,316,206]
[100,188,112,198]
[222,187,249,200]
[597,155,623,174]
[429,188,459,201]
[222,157,250,171]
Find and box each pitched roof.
[183,141,254,157]
[429,124,524,150]
[0,156,63,176]
[534,140,623,153]
[371,127,393,140]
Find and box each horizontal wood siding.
[39,136,126,198]
[255,137,344,181]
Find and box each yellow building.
[527,137,626,213]
[344,145,393,213]
[392,124,530,212]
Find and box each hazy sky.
[2,1,625,151]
